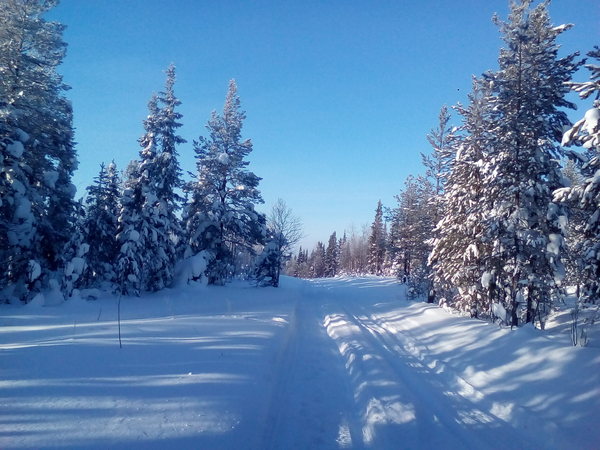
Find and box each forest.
[1,0,599,335]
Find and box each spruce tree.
[82,162,121,287]
[325,231,338,277]
[185,80,265,285]
[115,67,185,294]
[310,241,327,278]
[62,200,88,297]
[143,66,186,291]
[116,161,145,296]
[367,200,386,275]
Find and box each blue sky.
[49,0,599,250]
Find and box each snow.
[14,197,32,220]
[15,128,30,143]
[175,251,209,286]
[43,170,59,189]
[217,152,229,164]
[28,260,41,282]
[1,276,598,449]
[481,271,493,288]
[6,140,24,158]
[546,233,562,256]
[583,107,600,133]
[65,257,86,277]
[127,229,140,242]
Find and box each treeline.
[291,1,600,330]
[1,0,295,304]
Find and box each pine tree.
[367,200,386,275]
[185,80,265,285]
[0,0,77,301]
[556,46,600,304]
[481,0,580,326]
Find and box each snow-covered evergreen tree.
[115,67,185,294]
[367,200,386,275]
[81,162,121,288]
[255,238,281,287]
[0,0,77,301]
[185,80,265,285]
[481,0,580,326]
[421,106,456,300]
[556,46,600,304]
[260,199,302,286]
[142,66,186,291]
[430,78,496,316]
[388,176,434,292]
[422,105,455,208]
[62,200,89,297]
[116,161,145,296]
[292,247,310,278]
[310,241,327,278]
[324,231,338,277]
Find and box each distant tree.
[257,199,303,287]
[337,232,351,275]
[324,231,338,277]
[293,247,310,278]
[388,175,434,294]
[255,239,281,287]
[367,200,386,275]
[185,80,265,285]
[310,241,327,278]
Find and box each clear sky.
[48,0,599,250]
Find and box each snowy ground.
[1,277,598,449]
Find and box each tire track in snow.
[327,298,531,449]
[261,282,364,450]
[373,305,569,448]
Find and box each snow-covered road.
[268,278,529,450]
[1,277,598,449]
